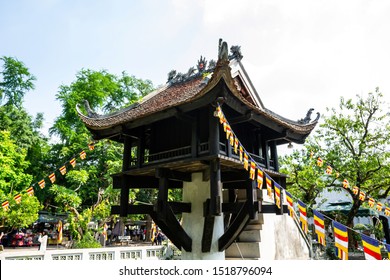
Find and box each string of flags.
[1,142,96,211]
[215,105,390,260]
[313,152,390,217]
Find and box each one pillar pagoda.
[77,39,319,259]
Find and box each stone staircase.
[225,214,264,259]
[224,189,264,260]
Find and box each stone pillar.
[181,172,225,260]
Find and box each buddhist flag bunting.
[333,221,348,260]
[376,202,383,212]
[80,150,86,160]
[326,165,333,175]
[26,186,34,197]
[361,233,382,260]
[385,207,390,217]
[38,179,45,189]
[239,146,243,162]
[386,244,390,259]
[257,169,263,189]
[359,191,366,201]
[335,172,340,178]
[266,176,273,199]
[57,220,63,244]
[317,157,323,167]
[274,182,281,209]
[49,173,56,183]
[223,121,227,132]
[88,143,95,151]
[249,161,256,180]
[310,150,314,158]
[243,153,249,170]
[2,201,10,211]
[368,197,376,208]
[229,134,234,146]
[59,165,67,176]
[285,190,294,217]
[342,179,349,189]
[234,138,239,154]
[313,210,326,246]
[70,158,76,168]
[216,106,223,121]
[226,125,231,140]
[298,200,308,234]
[103,223,108,241]
[14,193,22,204]
[352,186,359,195]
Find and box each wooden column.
[270,141,279,171]
[119,136,132,217]
[209,106,220,156]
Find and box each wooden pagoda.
[77,39,319,256]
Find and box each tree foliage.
[0,56,36,108]
[281,88,390,230]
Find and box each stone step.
[225,242,261,259]
[237,229,261,242]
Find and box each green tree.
[0,131,41,229]
[0,56,36,108]
[281,88,390,241]
[48,69,154,242]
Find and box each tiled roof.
[78,59,319,135]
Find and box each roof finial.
[218,39,229,61]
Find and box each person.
[156,231,162,245]
[38,232,48,251]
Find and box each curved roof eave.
[77,58,319,137]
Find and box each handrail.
[0,245,166,261]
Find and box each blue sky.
[2,0,390,144]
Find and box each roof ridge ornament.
[218,39,229,61]
[298,108,320,124]
[229,45,243,61]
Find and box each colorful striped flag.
[239,146,243,162]
[216,106,223,122]
[80,150,87,160]
[38,179,45,189]
[2,201,9,211]
[326,165,332,175]
[14,194,22,204]
[333,221,348,260]
[298,200,308,234]
[243,153,249,170]
[226,125,231,140]
[88,143,95,151]
[223,121,227,132]
[274,182,281,209]
[49,173,56,183]
[342,179,349,189]
[266,176,273,199]
[313,210,326,246]
[229,134,234,146]
[70,158,76,168]
[368,197,376,208]
[26,186,34,197]
[310,150,314,158]
[376,202,383,212]
[317,157,323,167]
[353,186,359,195]
[361,233,382,260]
[257,169,263,189]
[249,161,256,180]
[59,165,67,175]
[359,191,366,201]
[384,207,390,217]
[234,138,239,154]
[386,244,390,259]
[285,190,294,217]
[57,220,63,244]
